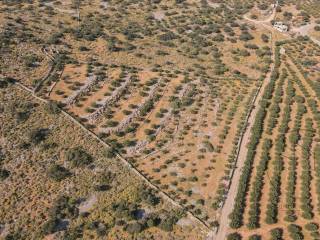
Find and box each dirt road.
[243,0,278,24]
[210,3,277,238]
[292,23,320,46]
[212,55,275,239]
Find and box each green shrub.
[249,235,261,240]
[305,223,318,231]
[270,228,283,240]
[104,147,116,158]
[125,222,144,234]
[29,128,49,145]
[48,164,71,181]
[0,168,10,180]
[65,147,93,167]
[45,101,60,114]
[227,232,242,240]
[42,217,59,235]
[288,224,304,240]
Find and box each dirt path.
[292,23,320,46]
[243,0,278,24]
[42,2,77,15]
[211,8,277,238]
[211,57,275,240]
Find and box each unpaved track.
[292,23,320,46]
[212,59,275,240]
[211,4,277,238]
[243,0,278,29]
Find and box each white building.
[273,22,289,32]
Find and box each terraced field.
[1,0,320,239]
[0,0,274,238]
[0,84,209,239]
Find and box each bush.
[261,34,269,43]
[23,54,39,68]
[288,224,304,240]
[50,196,79,219]
[0,168,10,180]
[104,120,119,127]
[314,25,320,31]
[270,228,283,240]
[227,232,242,240]
[48,164,71,181]
[104,147,116,158]
[305,223,318,231]
[258,3,268,10]
[125,222,144,234]
[147,218,157,227]
[42,217,59,235]
[138,187,160,206]
[65,147,93,167]
[158,32,177,41]
[74,20,104,41]
[63,225,84,239]
[239,32,254,41]
[0,77,15,88]
[158,210,184,232]
[249,235,261,240]
[45,101,60,114]
[29,128,49,145]
[158,217,175,232]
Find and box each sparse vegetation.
[1,0,320,239]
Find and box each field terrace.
[0,84,211,239]
[1,0,276,234]
[40,54,260,225]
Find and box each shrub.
[138,187,160,206]
[158,217,175,232]
[314,25,320,31]
[29,128,49,145]
[239,32,254,41]
[203,141,214,152]
[104,147,116,158]
[261,34,269,43]
[288,224,304,240]
[104,120,119,127]
[158,210,185,232]
[125,222,144,234]
[227,232,242,240]
[48,164,71,181]
[258,3,268,10]
[305,223,318,231]
[50,196,79,219]
[158,32,177,41]
[65,147,93,167]
[45,101,60,114]
[249,235,261,240]
[0,168,10,180]
[0,77,15,88]
[42,217,59,235]
[23,54,39,68]
[270,228,283,240]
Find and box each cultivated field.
[1,0,320,239]
[227,38,320,239]
[0,0,274,231]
